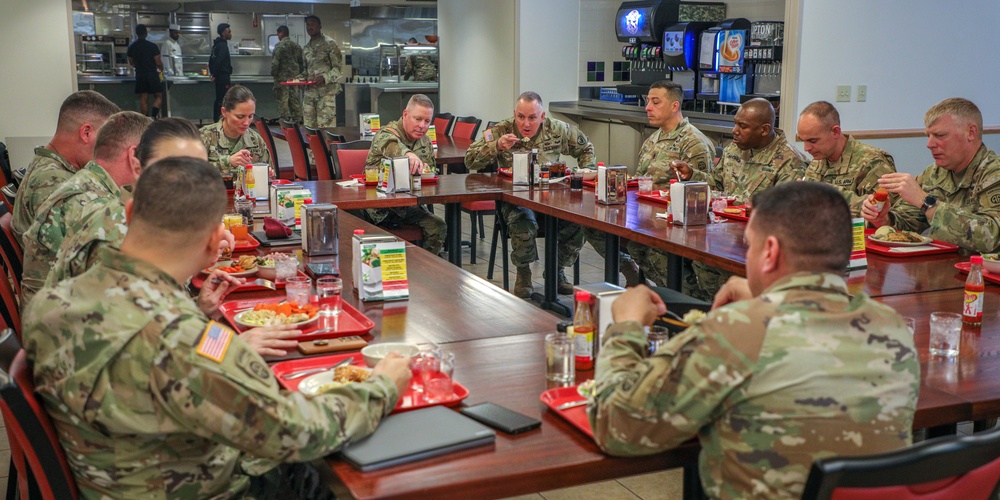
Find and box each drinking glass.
[230,223,249,242]
[570,173,584,190]
[929,312,961,357]
[316,277,343,316]
[545,333,575,384]
[234,198,254,225]
[646,326,672,357]
[420,350,457,403]
[285,276,312,307]
[274,258,298,281]
[637,176,653,193]
[223,213,242,230]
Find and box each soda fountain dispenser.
[661,22,715,101]
[744,21,784,96]
[615,0,680,88]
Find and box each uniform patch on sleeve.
[196,321,234,363]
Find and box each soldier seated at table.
[23,157,412,499]
[669,98,808,301]
[357,93,446,255]
[863,97,1000,254]
[589,182,919,499]
[465,91,592,298]
[201,85,272,176]
[799,100,897,217]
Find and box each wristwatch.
[920,195,938,215]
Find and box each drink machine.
[697,18,751,104]
[744,21,784,96]
[660,22,715,100]
[615,0,680,86]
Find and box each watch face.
[924,195,937,206]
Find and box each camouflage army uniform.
[271,37,304,123]
[589,272,919,499]
[45,198,128,288]
[888,144,1000,254]
[465,117,592,268]
[688,130,807,300]
[12,147,80,246]
[200,120,271,176]
[300,34,343,128]
[804,135,896,217]
[23,246,400,499]
[403,55,437,82]
[20,161,126,305]
[604,118,714,286]
[359,119,446,255]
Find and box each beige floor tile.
[500,494,545,500]
[617,469,685,499]
[0,474,7,496]
[0,427,8,451]
[539,479,641,500]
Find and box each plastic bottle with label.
[572,290,595,371]
[964,255,984,324]
[245,165,256,199]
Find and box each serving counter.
[344,82,439,127]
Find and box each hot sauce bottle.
[964,255,984,324]
[872,187,889,213]
[572,290,595,371]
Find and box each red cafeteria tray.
[540,386,592,438]
[419,175,439,184]
[232,234,261,252]
[271,352,470,413]
[348,174,378,186]
[189,269,308,291]
[219,297,374,341]
[582,179,639,189]
[280,80,317,86]
[713,205,749,222]
[955,261,1000,285]
[864,228,958,257]
[497,168,512,177]
[635,191,671,206]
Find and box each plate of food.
[201,255,258,277]
[233,302,319,327]
[299,364,374,397]
[867,227,932,247]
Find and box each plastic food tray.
[220,297,374,341]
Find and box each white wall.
[517,0,580,106]
[0,1,77,169]
[792,0,1000,174]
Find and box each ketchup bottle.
[872,187,889,213]
[964,255,985,324]
[572,290,595,371]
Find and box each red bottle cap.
[575,290,590,302]
[354,229,365,235]
[971,255,984,265]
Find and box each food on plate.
[256,252,294,267]
[577,379,596,399]
[332,364,372,383]
[211,264,246,273]
[870,227,924,243]
[306,365,374,394]
[236,254,257,270]
[723,207,743,214]
[240,302,318,326]
[682,309,707,324]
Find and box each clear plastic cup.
[929,312,961,357]
[637,176,653,193]
[316,277,343,316]
[285,276,312,307]
[545,333,575,383]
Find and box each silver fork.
[246,278,276,290]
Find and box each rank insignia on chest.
[196,321,234,363]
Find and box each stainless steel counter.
[78,75,276,84]
[344,82,440,127]
[550,100,735,136]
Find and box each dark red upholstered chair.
[0,350,79,499]
[450,116,481,140]
[254,117,282,180]
[433,113,455,138]
[0,212,22,296]
[304,127,335,181]
[801,426,1000,499]
[1,184,14,214]
[329,140,373,180]
[279,120,312,181]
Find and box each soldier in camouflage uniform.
[591,81,715,288]
[271,25,304,123]
[200,85,271,176]
[864,97,1000,254]
[465,91,591,297]
[403,54,437,82]
[671,98,807,300]
[300,15,343,129]
[799,101,897,216]
[24,158,412,499]
[21,111,151,305]
[358,94,446,255]
[12,91,119,245]
[589,183,919,499]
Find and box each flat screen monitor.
[616,6,653,41]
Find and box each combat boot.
[621,259,642,287]
[514,266,533,298]
[557,269,574,295]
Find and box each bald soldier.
[13,91,120,245]
[24,157,411,499]
[21,111,152,305]
[799,101,897,216]
[863,97,1000,254]
[590,182,919,499]
[300,15,344,128]
[671,98,808,300]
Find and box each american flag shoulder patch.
[196,321,234,363]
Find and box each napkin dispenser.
[250,163,269,200]
[378,156,411,193]
[597,165,628,205]
[669,181,709,226]
[301,203,338,256]
[512,151,531,186]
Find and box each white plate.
[867,235,933,247]
[233,308,319,328]
[201,260,258,277]
[299,365,373,397]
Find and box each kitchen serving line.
[217,209,990,499]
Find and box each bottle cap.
[971,255,984,265]
[670,178,678,184]
[354,229,365,235]
[574,290,590,302]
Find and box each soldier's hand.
[861,194,891,227]
[229,149,253,168]
[878,173,925,208]
[373,352,412,397]
[497,134,519,152]
[198,269,245,315]
[314,75,326,86]
[712,276,753,310]
[669,160,692,181]
[241,325,300,357]
[218,229,236,259]
[405,153,425,174]
[612,285,666,326]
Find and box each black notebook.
[339,406,496,471]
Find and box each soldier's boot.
[514,267,533,298]
[621,258,642,288]
[557,269,574,295]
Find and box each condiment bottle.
[872,187,889,213]
[245,165,256,200]
[964,255,985,324]
[573,290,595,371]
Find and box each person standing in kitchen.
[126,24,164,119]
[300,15,343,128]
[162,24,183,77]
[271,25,304,124]
[210,23,233,123]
